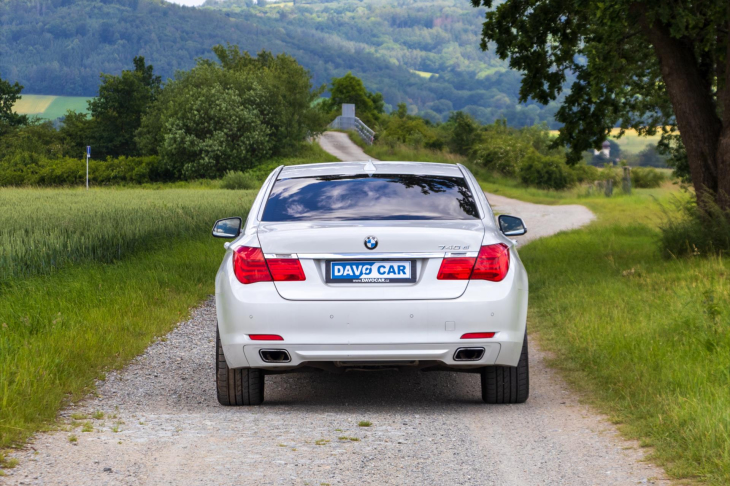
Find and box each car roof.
[277,161,464,179]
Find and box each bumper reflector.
[460,332,496,339]
[249,334,284,341]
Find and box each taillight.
[437,257,476,280]
[267,258,306,282]
[472,243,510,282]
[437,244,510,282]
[232,247,305,284]
[233,246,272,284]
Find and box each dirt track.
[3,135,669,485]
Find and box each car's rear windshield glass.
[261,174,479,221]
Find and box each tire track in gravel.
[3,135,670,485]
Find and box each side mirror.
[212,217,242,239]
[498,215,527,237]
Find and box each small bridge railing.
[329,116,375,145]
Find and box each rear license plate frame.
[325,259,417,284]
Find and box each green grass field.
[0,187,255,284]
[12,94,92,120]
[475,66,508,79]
[410,69,436,79]
[0,147,336,450]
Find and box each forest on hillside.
[0,0,562,127]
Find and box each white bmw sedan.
[212,161,529,405]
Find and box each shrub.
[518,150,576,190]
[154,81,274,179]
[570,163,600,183]
[473,134,532,177]
[0,153,167,186]
[660,193,730,257]
[379,113,442,149]
[599,164,623,185]
[631,167,666,188]
[471,121,562,177]
[220,171,260,190]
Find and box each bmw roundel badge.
[364,236,378,250]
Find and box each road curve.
[4,137,668,485]
[319,131,378,162]
[486,193,596,246]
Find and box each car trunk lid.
[257,221,485,301]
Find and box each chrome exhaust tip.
[259,349,291,363]
[453,347,485,361]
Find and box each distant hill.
[0,0,561,126]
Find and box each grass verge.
[519,189,730,485]
[0,237,227,448]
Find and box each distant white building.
[594,140,611,158]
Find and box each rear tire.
[216,326,265,406]
[481,332,529,404]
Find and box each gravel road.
[4,299,668,486]
[3,137,669,485]
[486,193,595,246]
[318,132,377,162]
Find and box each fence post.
[605,179,613,197]
[622,166,632,194]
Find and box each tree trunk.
[636,8,726,209]
[718,126,730,210]
[718,26,730,211]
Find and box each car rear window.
[261,174,480,221]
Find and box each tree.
[470,0,730,210]
[0,119,64,158]
[138,46,326,178]
[59,111,95,158]
[211,44,327,153]
[323,72,384,126]
[0,74,27,133]
[635,144,668,168]
[88,56,161,157]
[446,111,481,156]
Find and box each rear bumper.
[215,253,528,369]
[243,342,502,369]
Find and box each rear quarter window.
[261,174,480,221]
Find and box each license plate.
[326,260,417,284]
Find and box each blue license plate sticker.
[326,260,417,283]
